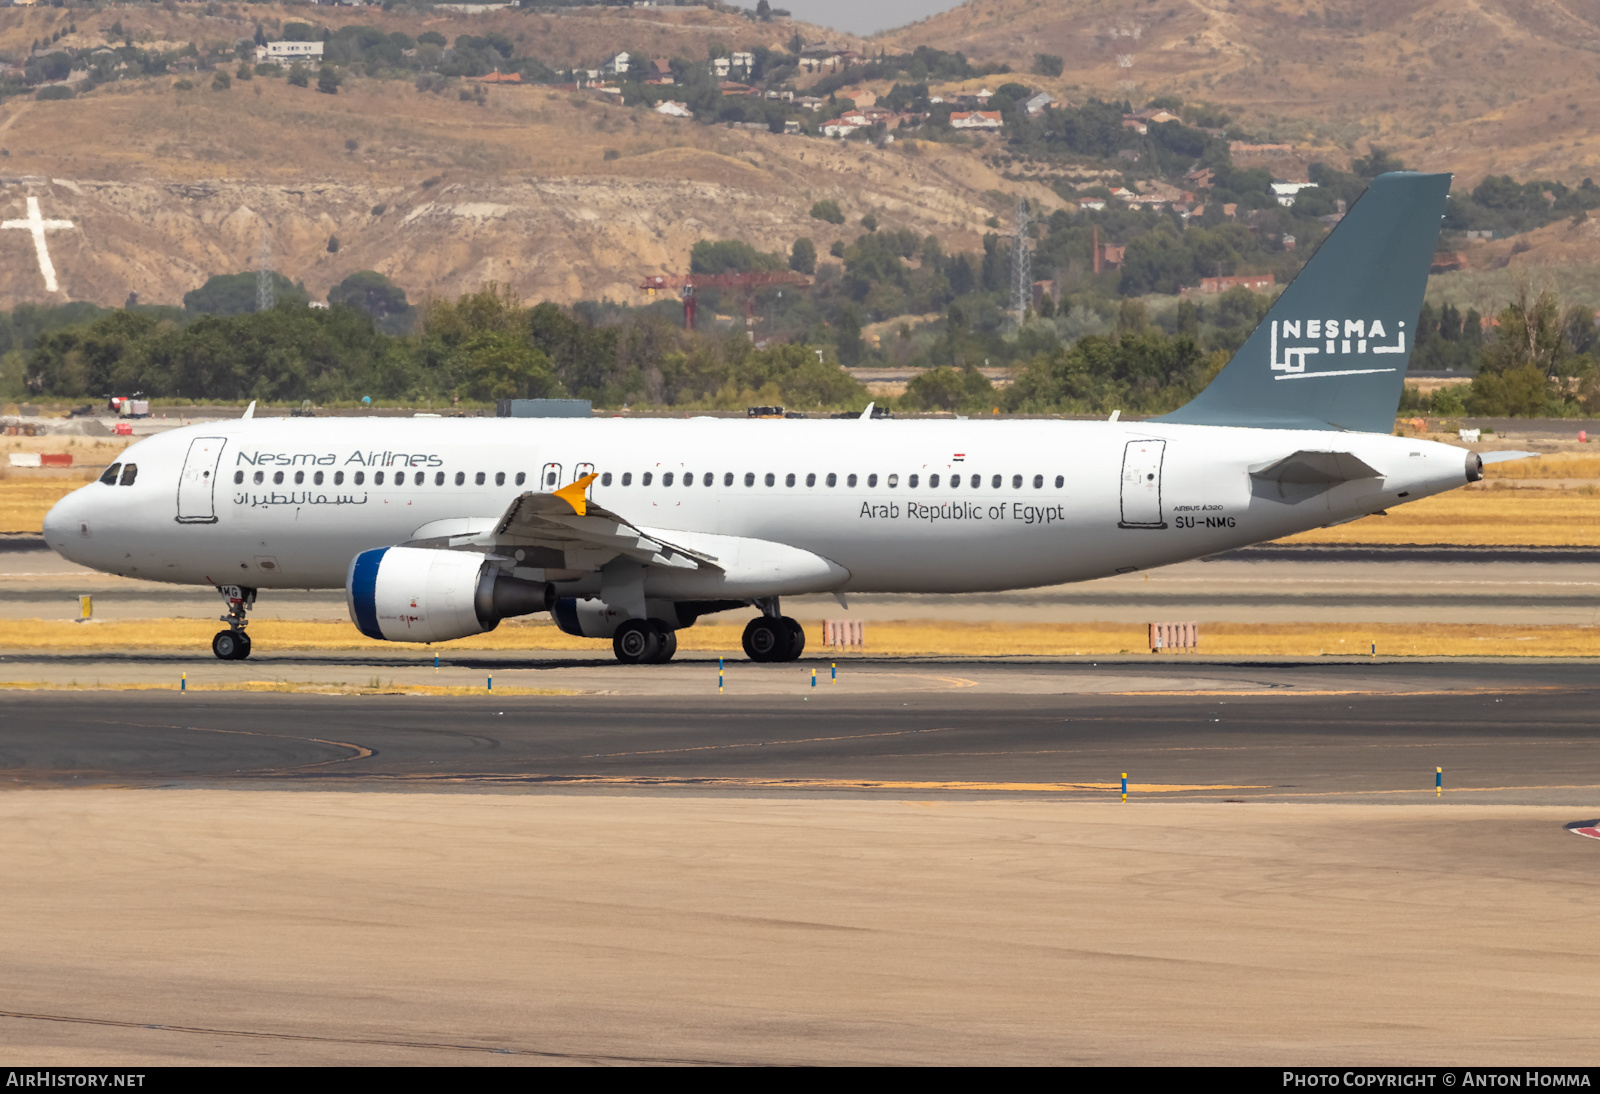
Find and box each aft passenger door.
[1119,439,1167,529]
[176,436,227,524]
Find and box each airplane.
[41,171,1525,665]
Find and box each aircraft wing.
[406,473,719,575]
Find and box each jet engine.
[347,546,553,643]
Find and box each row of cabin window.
[236,469,528,487]
[599,471,1067,490]
[231,467,1067,491]
[97,462,138,486]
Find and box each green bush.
[35,85,74,101]
[810,199,845,225]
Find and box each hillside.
[0,4,1059,309]
[879,0,1600,187]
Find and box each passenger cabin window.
[745,473,755,487]
[455,472,465,486]
[703,472,713,487]
[273,471,284,485]
[99,463,121,485]
[621,472,632,486]
[475,472,485,486]
[951,475,961,490]
[643,472,653,486]
[234,470,244,485]
[724,473,734,486]
[600,472,611,487]
[374,471,385,485]
[765,473,775,487]
[805,473,816,487]
[1033,474,1044,489]
[992,475,1001,488]
[1055,475,1064,488]
[785,473,796,487]
[294,471,304,485]
[545,470,559,487]
[929,474,940,487]
[497,472,506,486]
[119,464,138,486]
[908,474,919,488]
[663,472,675,486]
[515,472,526,486]
[354,471,364,485]
[847,474,857,487]
[869,474,879,487]
[314,471,324,486]
[1012,474,1022,489]
[436,471,445,486]
[826,473,837,487]
[885,474,896,487]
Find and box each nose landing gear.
[212,584,256,660]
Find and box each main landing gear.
[612,619,679,665]
[741,600,805,663]
[212,584,256,660]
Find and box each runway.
[3,660,1599,804]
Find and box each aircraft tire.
[742,617,784,662]
[780,617,805,661]
[212,630,247,660]
[232,632,252,660]
[613,619,662,665]
[649,626,677,664]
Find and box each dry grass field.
[2,617,1596,660]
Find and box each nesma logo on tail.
[1270,318,1408,378]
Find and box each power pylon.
[1010,198,1032,323]
[256,225,274,312]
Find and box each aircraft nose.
[42,484,90,557]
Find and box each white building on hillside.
[254,40,324,64]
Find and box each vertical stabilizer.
[1155,171,1451,433]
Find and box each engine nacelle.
[347,546,553,643]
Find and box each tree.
[183,272,309,316]
[1032,53,1063,78]
[287,64,309,87]
[317,67,341,95]
[689,240,783,274]
[326,235,340,254]
[836,305,863,366]
[789,237,816,275]
[756,0,772,19]
[810,199,845,225]
[456,330,563,402]
[329,271,411,329]
[211,69,231,91]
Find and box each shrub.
[1032,53,1064,78]
[810,199,845,224]
[35,85,74,101]
[287,65,309,88]
[317,67,341,95]
[211,70,231,91]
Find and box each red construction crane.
[639,270,811,331]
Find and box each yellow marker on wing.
[552,472,599,516]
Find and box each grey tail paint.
[1155,170,1451,433]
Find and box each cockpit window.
[119,464,138,486]
[99,463,121,485]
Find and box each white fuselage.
[43,416,1473,599]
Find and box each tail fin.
[1155,171,1451,433]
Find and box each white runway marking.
[2,196,73,292]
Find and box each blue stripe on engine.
[349,548,388,639]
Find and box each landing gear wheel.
[742,617,786,663]
[613,619,662,665]
[212,630,250,661]
[781,617,805,661]
[649,627,678,664]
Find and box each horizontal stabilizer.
[1250,450,1381,485]
[1478,450,1541,465]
